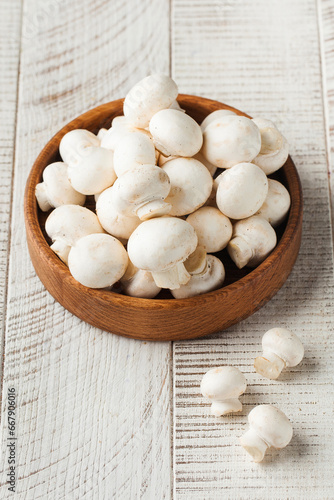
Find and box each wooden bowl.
[24,95,303,341]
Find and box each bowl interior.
[35,96,292,298]
[24,95,302,340]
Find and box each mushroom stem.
[135,199,172,221]
[240,428,269,463]
[151,261,191,289]
[254,351,286,380]
[227,236,253,269]
[184,246,207,275]
[211,398,242,416]
[35,183,53,212]
[50,239,71,265]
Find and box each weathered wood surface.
[172,0,334,498]
[319,0,334,225]
[0,0,172,498]
[0,0,334,498]
[0,0,22,393]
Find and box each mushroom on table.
[254,328,304,380]
[240,405,293,462]
[200,366,247,416]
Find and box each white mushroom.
[120,261,161,298]
[149,109,203,157]
[97,128,108,141]
[200,109,236,132]
[112,165,171,220]
[187,206,232,253]
[161,158,213,216]
[204,173,224,208]
[127,217,198,289]
[67,145,116,195]
[123,74,178,128]
[100,117,151,151]
[200,366,247,416]
[202,115,261,168]
[240,405,293,462]
[252,117,289,174]
[35,162,86,211]
[171,252,225,298]
[113,131,156,176]
[59,129,100,165]
[100,125,132,152]
[193,151,217,176]
[256,179,291,227]
[254,328,304,380]
[216,163,268,220]
[45,205,104,264]
[228,215,277,268]
[68,233,128,288]
[157,153,178,167]
[96,186,141,243]
[169,100,185,112]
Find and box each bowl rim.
[24,94,303,313]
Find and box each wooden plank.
[318,0,334,234]
[0,1,22,391]
[172,0,334,498]
[0,0,172,497]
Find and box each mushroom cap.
[216,163,268,219]
[113,131,156,176]
[200,366,247,400]
[228,215,277,268]
[149,109,203,157]
[200,109,236,132]
[68,233,128,288]
[202,115,261,168]
[162,158,213,216]
[123,74,178,128]
[169,99,185,112]
[252,117,289,175]
[112,165,171,218]
[187,206,232,253]
[96,186,141,241]
[121,268,161,298]
[127,217,198,272]
[45,205,104,247]
[171,255,225,298]
[248,405,293,449]
[59,129,100,165]
[193,151,217,176]
[256,179,291,227]
[67,146,116,195]
[262,328,304,367]
[158,153,179,167]
[97,128,108,141]
[36,162,86,209]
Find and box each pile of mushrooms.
[36,74,291,297]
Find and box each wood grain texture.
[0,0,172,498]
[319,0,334,235]
[0,0,22,398]
[172,0,334,498]
[24,96,302,341]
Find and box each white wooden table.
[1,1,334,498]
